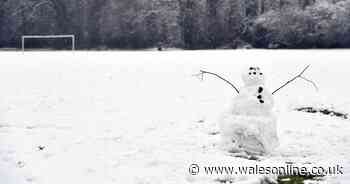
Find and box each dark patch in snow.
[26,177,35,183]
[285,161,295,165]
[209,131,220,135]
[236,154,261,161]
[0,124,11,128]
[295,107,348,120]
[17,161,25,168]
[247,155,261,161]
[197,119,205,123]
[303,161,313,165]
[38,146,45,151]
[215,178,235,183]
[26,126,37,129]
[278,175,324,184]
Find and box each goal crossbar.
[22,35,75,51]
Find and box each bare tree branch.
[272,65,318,95]
[12,1,50,16]
[194,70,240,94]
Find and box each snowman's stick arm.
[299,76,319,91]
[272,65,317,95]
[196,70,240,94]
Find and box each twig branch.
[299,76,319,91]
[272,65,318,95]
[194,70,240,94]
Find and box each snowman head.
[242,66,265,86]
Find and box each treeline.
[1,0,350,49]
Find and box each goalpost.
[21,35,75,51]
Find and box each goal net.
[21,35,75,51]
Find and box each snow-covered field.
[0,51,349,184]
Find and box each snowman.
[219,67,279,155]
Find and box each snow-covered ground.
[0,51,349,184]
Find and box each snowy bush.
[250,0,350,48]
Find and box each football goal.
[21,35,75,51]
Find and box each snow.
[0,51,350,184]
[220,114,279,155]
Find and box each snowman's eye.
[260,73,263,75]
[249,72,251,75]
[253,72,256,75]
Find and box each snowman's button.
[258,87,263,93]
[257,95,262,99]
[249,67,254,70]
[259,100,264,104]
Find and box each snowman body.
[220,67,279,155]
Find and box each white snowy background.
[0,51,349,184]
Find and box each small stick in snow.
[194,70,240,94]
[272,65,318,95]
